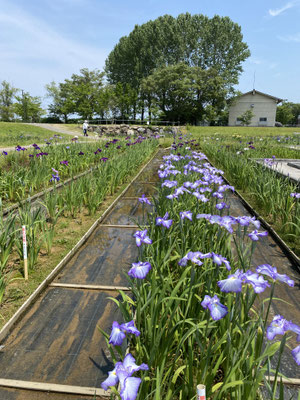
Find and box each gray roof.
[239,89,283,103]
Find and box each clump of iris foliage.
[0,136,146,206]
[196,133,300,256]
[0,136,158,303]
[100,140,299,400]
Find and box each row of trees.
[45,13,251,124]
[0,81,45,122]
[2,13,299,125]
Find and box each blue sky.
[0,0,299,107]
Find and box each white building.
[228,90,283,127]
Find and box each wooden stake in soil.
[22,226,28,281]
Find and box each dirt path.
[26,123,99,139]
[0,149,298,399]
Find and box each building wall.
[228,92,278,127]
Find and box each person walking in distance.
[83,120,89,136]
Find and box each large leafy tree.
[46,68,105,121]
[68,68,105,119]
[276,102,300,125]
[141,63,227,124]
[105,13,250,90]
[0,81,18,121]
[45,81,75,123]
[14,92,45,122]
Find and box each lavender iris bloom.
[138,194,152,205]
[211,253,231,271]
[180,211,193,221]
[218,270,243,292]
[109,320,140,346]
[193,192,209,202]
[292,345,300,365]
[248,230,268,241]
[101,353,149,400]
[109,322,126,345]
[128,262,152,279]
[178,251,211,267]
[216,202,230,210]
[266,315,290,340]
[60,160,69,166]
[2,151,8,155]
[243,270,270,293]
[161,180,177,188]
[212,192,223,199]
[256,264,294,287]
[49,168,60,183]
[201,295,228,321]
[133,230,152,247]
[156,212,173,229]
[290,193,300,199]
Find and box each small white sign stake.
[22,225,28,281]
[197,384,206,400]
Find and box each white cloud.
[268,1,298,17]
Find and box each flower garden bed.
[100,140,300,399]
[0,136,158,317]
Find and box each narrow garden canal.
[0,146,299,399]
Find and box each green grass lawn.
[0,122,71,147]
[186,125,300,138]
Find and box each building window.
[259,117,267,122]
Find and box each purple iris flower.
[180,211,193,221]
[109,322,126,346]
[49,168,60,183]
[201,295,228,321]
[178,251,211,267]
[216,202,230,210]
[289,322,300,341]
[133,229,152,247]
[211,253,231,271]
[138,194,151,205]
[256,264,294,287]
[109,320,140,346]
[2,151,8,155]
[60,160,69,166]
[290,193,300,199]
[174,186,189,196]
[156,212,173,229]
[266,315,291,340]
[292,345,300,365]
[248,230,268,241]
[101,157,108,162]
[212,192,223,199]
[128,262,152,279]
[78,151,84,155]
[218,270,243,292]
[161,180,177,188]
[193,192,209,202]
[199,187,212,193]
[243,271,270,293]
[196,213,211,220]
[218,184,235,193]
[29,154,34,158]
[183,181,193,188]
[166,193,178,200]
[101,353,149,400]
